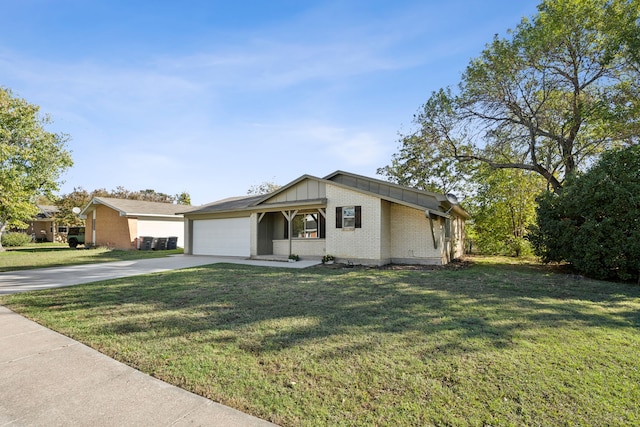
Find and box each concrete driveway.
[0,255,321,295]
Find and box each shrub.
[322,254,335,263]
[530,145,640,282]
[1,232,32,247]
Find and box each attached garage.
[192,217,251,256]
[184,171,469,265]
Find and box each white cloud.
[328,132,387,166]
[3,0,539,206]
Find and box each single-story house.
[80,197,188,250]
[25,205,69,243]
[183,171,470,265]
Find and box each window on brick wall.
[336,206,361,229]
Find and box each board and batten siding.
[266,178,326,203]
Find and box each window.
[445,218,452,239]
[336,206,361,229]
[284,211,326,239]
[58,226,68,233]
[293,213,318,238]
[343,206,355,228]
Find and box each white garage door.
[192,217,250,256]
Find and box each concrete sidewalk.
[0,255,323,426]
[0,305,277,426]
[0,254,321,294]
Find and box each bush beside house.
[530,145,640,282]
[1,232,32,247]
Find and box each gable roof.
[35,205,60,219]
[80,197,188,218]
[186,171,470,219]
[323,170,470,219]
[181,195,265,215]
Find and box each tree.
[381,0,640,193]
[247,180,281,195]
[0,88,73,251]
[467,167,546,256]
[378,131,470,196]
[529,145,640,281]
[175,191,191,205]
[56,187,94,227]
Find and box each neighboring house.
[183,171,470,265]
[80,197,188,250]
[26,205,69,243]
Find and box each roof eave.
[185,198,328,216]
[253,198,327,211]
[121,213,184,218]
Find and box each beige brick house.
[81,198,188,250]
[183,171,470,265]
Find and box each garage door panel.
[192,218,250,256]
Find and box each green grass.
[0,245,184,272]
[2,257,639,426]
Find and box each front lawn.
[0,246,183,272]
[2,257,639,426]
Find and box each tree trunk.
[0,222,6,252]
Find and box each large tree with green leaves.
[467,167,546,256]
[379,0,640,193]
[0,88,73,251]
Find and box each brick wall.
[91,205,137,250]
[389,204,444,264]
[326,184,384,263]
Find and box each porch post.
[288,211,292,256]
[280,210,299,257]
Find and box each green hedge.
[1,232,32,247]
[530,145,640,282]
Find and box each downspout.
[92,209,97,245]
[425,211,437,249]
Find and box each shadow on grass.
[0,247,184,272]
[6,246,71,253]
[7,261,640,359]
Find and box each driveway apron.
[0,255,321,295]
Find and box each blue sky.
[1,1,538,205]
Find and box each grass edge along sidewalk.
[0,245,184,272]
[2,257,639,426]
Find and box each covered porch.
[254,201,327,259]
